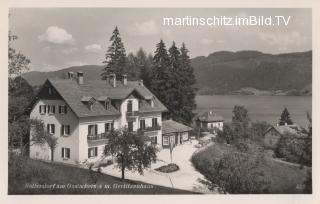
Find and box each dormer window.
[105,100,110,110]
[81,96,96,111]
[127,100,133,113]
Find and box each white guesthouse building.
[29,72,167,165]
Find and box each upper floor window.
[59,105,68,114]
[127,100,133,113]
[39,105,46,114]
[61,125,70,136]
[47,124,55,134]
[48,87,53,95]
[140,119,146,130]
[61,147,70,159]
[48,105,55,114]
[152,118,158,127]
[105,122,113,132]
[88,124,98,136]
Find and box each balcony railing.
[126,111,140,117]
[138,125,161,133]
[87,132,108,141]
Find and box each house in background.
[195,110,224,134]
[29,72,167,165]
[162,120,193,148]
[263,123,308,149]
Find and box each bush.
[191,143,270,193]
[155,163,180,173]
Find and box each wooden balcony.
[126,111,140,118]
[138,125,161,133]
[87,132,108,141]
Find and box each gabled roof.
[196,110,224,122]
[162,120,193,135]
[264,124,307,137]
[41,78,167,118]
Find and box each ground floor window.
[150,136,157,144]
[163,136,169,145]
[61,147,70,159]
[88,147,98,158]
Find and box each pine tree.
[178,43,197,124]
[101,26,127,80]
[279,108,293,125]
[150,40,171,111]
[136,48,152,88]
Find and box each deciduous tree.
[104,129,157,180]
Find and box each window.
[59,105,68,114]
[47,124,55,134]
[127,100,132,113]
[39,105,46,114]
[140,119,145,130]
[105,122,113,132]
[48,87,52,95]
[61,147,70,159]
[163,136,169,145]
[48,105,55,114]
[88,124,98,136]
[128,121,133,132]
[151,136,157,144]
[105,100,110,110]
[61,125,70,136]
[88,147,98,158]
[152,118,158,127]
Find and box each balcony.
[87,132,108,141]
[138,125,161,133]
[126,111,140,118]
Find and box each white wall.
[30,99,79,165]
[206,121,224,131]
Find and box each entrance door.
[170,135,175,146]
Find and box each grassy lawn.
[192,143,309,194]
[8,156,196,194]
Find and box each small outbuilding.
[195,110,224,134]
[162,120,193,148]
[263,124,307,149]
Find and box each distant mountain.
[191,50,312,95]
[22,50,312,96]
[23,65,104,87]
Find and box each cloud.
[85,44,102,53]
[131,20,172,37]
[38,26,75,45]
[259,31,307,48]
[200,39,225,45]
[62,47,78,55]
[134,20,159,36]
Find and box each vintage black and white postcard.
[2,0,320,204]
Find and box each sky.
[9,8,312,72]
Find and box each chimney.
[67,72,75,79]
[77,71,84,85]
[139,79,144,87]
[109,73,116,88]
[122,74,127,85]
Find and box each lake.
[196,95,312,128]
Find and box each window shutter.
[44,105,47,113]
[47,124,50,133]
[95,147,98,156]
[64,106,68,114]
[95,124,98,135]
[52,124,55,134]
[39,105,42,113]
[61,125,64,135]
[59,106,61,114]
[67,125,70,135]
[67,148,70,158]
[61,148,64,158]
[111,122,114,130]
[52,106,55,113]
[88,148,90,158]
